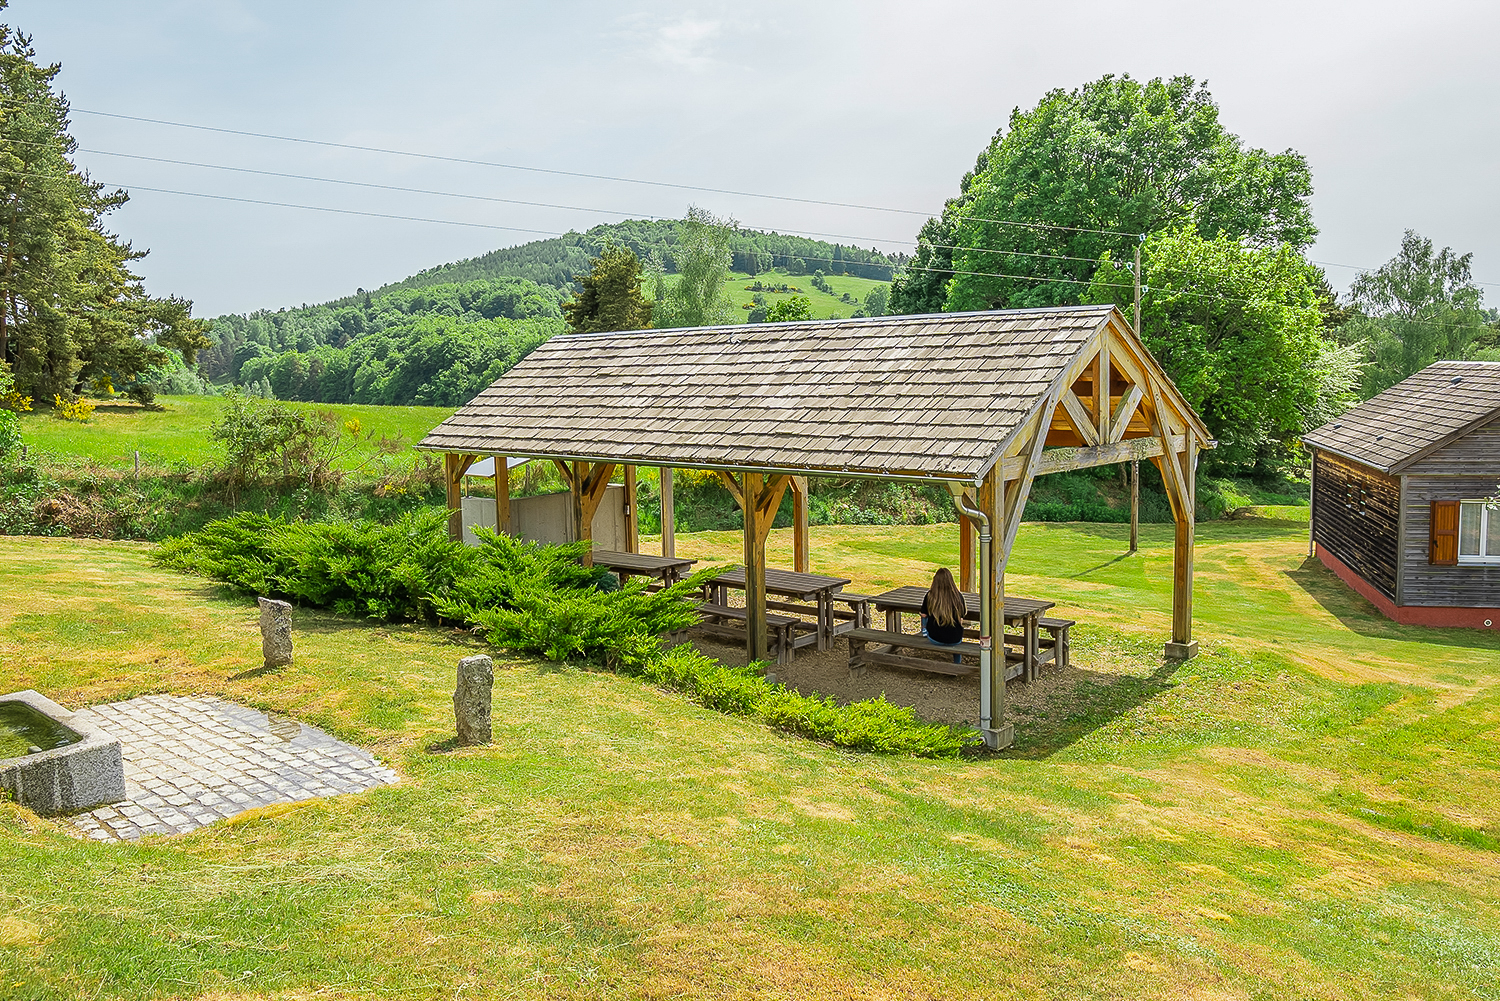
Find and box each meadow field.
[725,270,887,320]
[15,396,456,468]
[2,514,1498,999]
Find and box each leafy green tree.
[561,244,653,334]
[0,7,208,404]
[1087,228,1357,473]
[651,207,735,328]
[900,75,1316,315]
[764,296,812,323]
[1336,230,1488,396]
[863,285,889,317]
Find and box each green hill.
[379,217,901,293]
[197,219,903,407]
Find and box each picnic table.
[868,586,1056,681]
[702,567,855,657]
[591,550,697,588]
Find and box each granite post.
[453,655,494,746]
[257,598,294,670]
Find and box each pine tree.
[0,5,208,404]
[561,244,654,334]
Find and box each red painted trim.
[1316,547,1500,629]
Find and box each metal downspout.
[949,483,996,740]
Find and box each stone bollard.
[257,597,294,670]
[453,654,494,746]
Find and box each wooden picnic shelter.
[417,304,1213,749]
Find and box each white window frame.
[1458,499,1500,565]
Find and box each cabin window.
[1458,500,1500,563]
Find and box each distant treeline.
[381,218,905,292]
[199,219,902,407]
[202,279,566,406]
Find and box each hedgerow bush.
[156,514,978,757]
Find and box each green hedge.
[156,513,979,758]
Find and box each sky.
[13,0,1500,317]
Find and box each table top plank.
[592,550,698,574]
[709,566,852,597]
[870,585,1055,619]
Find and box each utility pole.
[1133,236,1143,334]
[1129,235,1143,554]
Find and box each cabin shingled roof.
[1303,361,1500,473]
[418,305,1123,481]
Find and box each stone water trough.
[0,691,126,816]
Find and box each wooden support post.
[444,453,476,542]
[623,465,639,554]
[790,475,809,573]
[737,471,791,664]
[1094,336,1111,442]
[494,456,510,536]
[570,460,591,564]
[959,512,975,592]
[568,460,617,567]
[1129,459,1139,553]
[659,467,675,558]
[742,471,768,663]
[1168,437,1198,656]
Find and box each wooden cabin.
[1304,361,1500,628]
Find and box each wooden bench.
[996,617,1077,678]
[695,603,801,665]
[1039,617,1076,671]
[832,592,872,631]
[845,627,1024,680]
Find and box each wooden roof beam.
[1109,384,1145,442]
[999,434,1187,479]
[1059,390,1101,446]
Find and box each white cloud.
[651,15,721,70]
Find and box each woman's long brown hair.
[927,567,965,627]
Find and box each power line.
[0,160,1487,331]
[33,103,1499,288]
[72,147,1119,268]
[68,142,1500,293]
[70,106,1147,240]
[72,107,946,221]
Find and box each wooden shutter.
[1430,500,1460,565]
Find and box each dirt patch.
[686,627,1115,728]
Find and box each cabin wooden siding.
[1398,417,1500,608]
[1312,450,1400,601]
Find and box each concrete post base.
[1164,640,1199,661]
[981,724,1014,751]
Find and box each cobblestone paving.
[65,695,398,841]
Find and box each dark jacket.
[921,593,966,645]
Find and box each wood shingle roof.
[419,305,1120,482]
[1303,361,1500,473]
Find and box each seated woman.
[921,567,967,662]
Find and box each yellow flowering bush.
[53,395,96,422]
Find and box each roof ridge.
[548,303,1116,342]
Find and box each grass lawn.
[2,518,1499,998]
[16,396,456,468]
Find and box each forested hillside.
[200,218,902,407]
[382,218,901,294]
[200,278,565,406]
